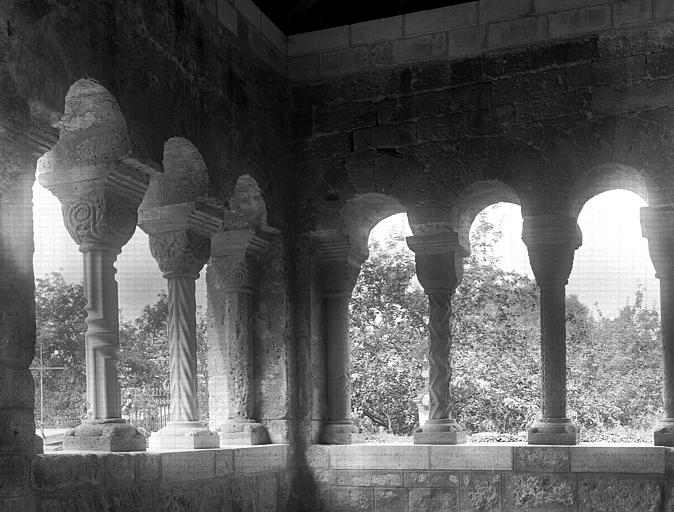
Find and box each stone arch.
[449,180,521,253]
[340,193,406,250]
[142,137,209,208]
[569,164,650,219]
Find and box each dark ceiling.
[253,0,474,35]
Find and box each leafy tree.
[33,272,87,427]
[350,225,427,435]
[34,274,210,429]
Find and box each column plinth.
[642,206,674,446]
[408,232,467,445]
[208,229,270,446]
[523,215,581,445]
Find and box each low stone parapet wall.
[300,443,674,511]
[0,444,294,511]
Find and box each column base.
[528,418,579,445]
[148,421,219,450]
[654,418,674,446]
[63,419,146,452]
[320,421,356,445]
[414,418,467,445]
[219,420,270,446]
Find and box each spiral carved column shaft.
[407,231,466,444]
[167,276,199,422]
[426,292,453,421]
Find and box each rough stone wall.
[1,446,295,511]
[291,21,674,227]
[1,0,291,227]
[301,444,674,511]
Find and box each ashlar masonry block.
[548,5,612,39]
[479,0,534,23]
[487,16,547,48]
[329,445,429,470]
[429,445,513,471]
[404,3,477,36]
[612,0,653,26]
[570,446,665,473]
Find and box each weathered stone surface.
[403,471,459,488]
[159,451,216,482]
[506,473,575,511]
[374,487,408,512]
[331,486,375,510]
[514,446,570,473]
[461,472,501,512]
[31,455,104,491]
[330,445,429,470]
[429,445,512,470]
[233,445,288,473]
[257,473,278,512]
[331,470,403,487]
[135,453,160,483]
[103,454,136,487]
[0,456,29,497]
[408,487,458,512]
[570,446,665,473]
[38,490,96,512]
[216,450,235,477]
[95,484,154,512]
[578,476,662,511]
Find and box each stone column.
[140,208,221,450]
[642,205,674,446]
[407,231,467,445]
[0,139,42,455]
[38,172,148,451]
[313,233,367,445]
[207,228,269,445]
[523,214,581,445]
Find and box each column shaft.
[167,276,199,422]
[220,287,254,421]
[427,292,452,420]
[82,249,121,420]
[662,278,674,418]
[539,283,567,419]
[325,295,351,423]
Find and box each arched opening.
[567,188,661,442]
[348,212,423,440]
[452,201,537,441]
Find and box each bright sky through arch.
[32,178,207,320]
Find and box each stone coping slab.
[311,443,674,475]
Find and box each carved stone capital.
[148,230,211,278]
[312,231,368,297]
[42,160,150,252]
[641,205,674,279]
[407,231,467,294]
[140,199,224,278]
[522,215,582,287]
[210,229,269,290]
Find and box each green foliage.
[350,225,427,435]
[34,274,210,429]
[350,210,663,441]
[567,288,662,437]
[34,273,87,427]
